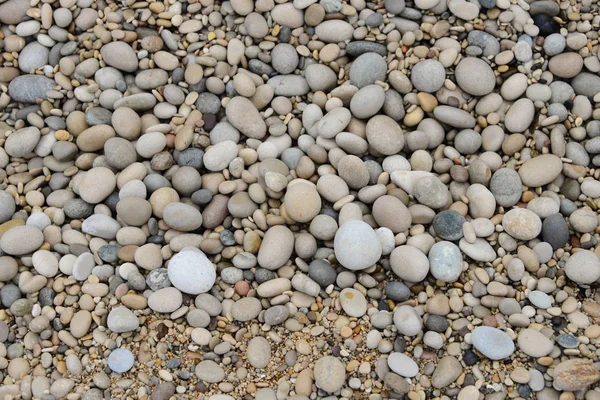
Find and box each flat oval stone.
[387,352,418,377]
[517,328,553,357]
[502,208,542,241]
[471,326,515,360]
[225,97,266,139]
[0,226,43,255]
[5,127,40,157]
[257,225,295,270]
[8,75,54,103]
[518,154,563,187]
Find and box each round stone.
[428,241,463,282]
[411,60,445,93]
[432,210,466,241]
[107,348,135,373]
[284,181,321,223]
[387,352,418,377]
[455,57,496,96]
[314,356,346,393]
[339,288,368,317]
[390,245,429,282]
[502,208,542,241]
[247,337,271,368]
[413,176,449,209]
[564,250,600,285]
[168,250,216,295]
[489,168,522,207]
[393,305,422,336]
[350,52,387,88]
[517,329,553,357]
[334,220,382,271]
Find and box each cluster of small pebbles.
[3,0,600,398]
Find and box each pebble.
[247,337,271,368]
[471,326,515,360]
[387,353,418,377]
[168,250,215,295]
[518,155,563,187]
[564,250,600,285]
[339,288,367,317]
[108,348,135,373]
[502,208,542,241]
[428,241,463,282]
[314,356,346,393]
[334,220,382,271]
[455,57,496,96]
[107,306,139,333]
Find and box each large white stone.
[168,250,216,295]
[334,220,382,270]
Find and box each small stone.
[314,356,346,393]
[502,208,542,241]
[339,288,367,317]
[428,241,463,282]
[432,356,462,388]
[247,337,271,368]
[107,306,139,333]
[167,250,216,295]
[334,220,382,271]
[432,210,465,241]
[564,250,600,285]
[108,348,135,373]
[471,326,515,360]
[387,353,418,377]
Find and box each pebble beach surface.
[2,0,600,399]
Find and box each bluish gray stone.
[432,210,465,241]
[428,241,463,282]
[350,52,388,88]
[542,214,569,250]
[490,168,522,208]
[543,33,566,56]
[467,30,500,56]
[556,334,578,349]
[365,12,384,26]
[64,198,94,219]
[1,284,21,308]
[572,73,600,98]
[385,281,411,302]
[86,107,113,126]
[8,75,55,103]
[309,259,337,287]
[108,348,135,373]
[146,268,171,291]
[528,291,552,309]
[264,305,290,325]
[559,199,577,216]
[195,92,221,114]
[346,41,387,57]
[479,0,496,8]
[98,245,120,263]
[471,326,515,360]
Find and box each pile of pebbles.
[2,0,600,398]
